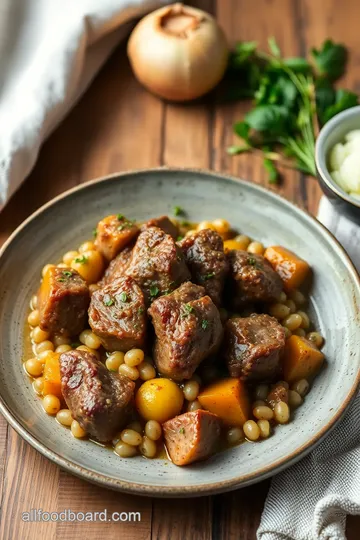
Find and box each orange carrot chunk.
[197,378,250,426]
[264,246,310,291]
[43,352,62,397]
[283,335,324,383]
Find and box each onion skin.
[127,3,228,102]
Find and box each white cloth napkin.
[258,197,360,540]
[0,0,167,208]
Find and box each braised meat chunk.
[178,229,228,306]
[163,410,222,466]
[125,226,190,305]
[98,245,133,288]
[141,215,179,239]
[60,350,135,442]
[226,250,283,309]
[89,276,146,351]
[95,214,139,261]
[38,266,89,336]
[224,314,285,381]
[148,282,223,381]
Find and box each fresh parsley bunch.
[226,38,358,183]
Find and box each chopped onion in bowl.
[329,130,360,198]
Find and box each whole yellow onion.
[127,3,228,102]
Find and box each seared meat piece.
[226,250,283,309]
[125,227,190,305]
[88,276,146,351]
[98,245,133,288]
[224,314,285,381]
[38,266,89,336]
[95,214,139,261]
[60,350,135,442]
[163,410,221,466]
[178,229,228,305]
[267,381,289,409]
[148,282,223,381]
[141,216,179,239]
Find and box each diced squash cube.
[95,214,139,260]
[197,378,250,426]
[264,246,310,290]
[43,352,62,397]
[283,335,324,383]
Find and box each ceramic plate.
[0,168,359,497]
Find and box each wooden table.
[0,1,358,538]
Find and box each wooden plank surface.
[0,1,358,538]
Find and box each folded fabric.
[0,0,167,208]
[258,196,360,540]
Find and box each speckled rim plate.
[0,167,359,497]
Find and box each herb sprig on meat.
[225,38,358,182]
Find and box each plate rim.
[1,166,359,497]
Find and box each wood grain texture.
[0,1,359,538]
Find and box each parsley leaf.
[179,427,185,434]
[311,39,347,80]
[247,257,257,265]
[202,272,215,281]
[201,320,209,330]
[226,144,250,155]
[117,214,124,220]
[181,304,194,317]
[74,255,88,264]
[103,295,115,307]
[173,205,185,217]
[245,104,289,135]
[268,36,281,58]
[117,220,134,231]
[57,270,73,282]
[177,235,184,242]
[149,285,159,298]
[119,292,128,302]
[322,89,358,123]
[92,228,97,238]
[263,158,279,184]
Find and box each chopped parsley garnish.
[138,307,145,314]
[117,213,124,220]
[103,295,115,307]
[203,272,215,281]
[177,235,184,242]
[181,303,194,317]
[74,255,88,264]
[173,205,185,217]
[119,292,128,302]
[179,220,190,227]
[57,270,73,282]
[179,427,185,434]
[92,228,97,238]
[117,220,135,231]
[247,257,257,266]
[201,319,209,330]
[149,285,159,298]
